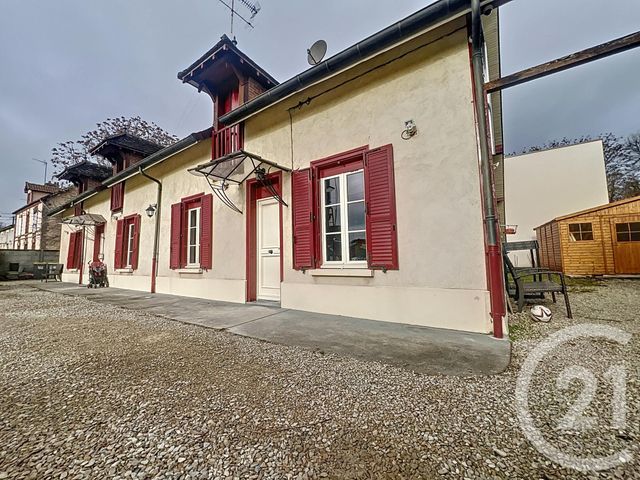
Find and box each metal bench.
[502,240,573,318]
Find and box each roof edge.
[535,195,640,228]
[220,0,509,126]
[49,127,212,217]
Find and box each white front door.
[257,198,281,301]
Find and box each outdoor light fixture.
[145,204,158,218]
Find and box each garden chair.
[503,252,573,318]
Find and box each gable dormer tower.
[177,35,277,159]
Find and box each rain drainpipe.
[139,166,162,294]
[471,0,505,338]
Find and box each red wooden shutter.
[93,224,104,262]
[110,182,124,212]
[200,194,213,269]
[364,144,399,270]
[170,203,183,269]
[292,168,314,269]
[66,232,77,269]
[114,219,125,269]
[74,230,84,269]
[130,215,141,270]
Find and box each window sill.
[115,268,134,274]
[176,267,203,274]
[309,268,373,277]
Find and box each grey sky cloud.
[1,0,639,218]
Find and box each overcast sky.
[1,0,639,219]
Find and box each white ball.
[530,305,552,322]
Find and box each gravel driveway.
[0,280,638,479]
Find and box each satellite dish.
[307,40,327,65]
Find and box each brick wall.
[247,77,266,101]
[42,187,79,250]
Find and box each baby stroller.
[88,260,109,288]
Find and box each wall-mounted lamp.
[401,119,418,140]
[145,204,158,218]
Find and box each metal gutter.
[139,167,162,294]
[219,0,510,126]
[49,128,212,217]
[471,0,505,338]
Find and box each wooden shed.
[536,195,640,275]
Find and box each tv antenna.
[217,0,261,38]
[307,39,327,65]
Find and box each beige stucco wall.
[60,19,493,334]
[60,139,247,303]
[244,24,490,332]
[505,140,609,267]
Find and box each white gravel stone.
[0,280,638,479]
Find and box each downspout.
[471,0,505,338]
[139,166,162,294]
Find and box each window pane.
[189,245,197,263]
[348,201,365,231]
[347,171,364,201]
[324,177,340,205]
[325,206,341,233]
[190,209,198,227]
[189,226,197,246]
[631,231,640,242]
[617,232,631,242]
[582,231,593,241]
[569,224,580,233]
[349,232,367,261]
[325,234,342,261]
[630,222,640,233]
[580,223,593,233]
[616,223,628,234]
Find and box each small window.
[187,207,201,266]
[321,170,367,266]
[568,223,593,241]
[616,222,640,242]
[126,222,135,267]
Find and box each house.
[52,0,505,335]
[0,224,15,250]
[536,195,640,275]
[504,140,609,266]
[12,182,78,251]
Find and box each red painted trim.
[181,192,205,203]
[151,256,157,293]
[467,25,505,339]
[93,224,105,262]
[309,146,368,268]
[245,172,283,302]
[310,145,368,171]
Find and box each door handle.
[268,249,273,254]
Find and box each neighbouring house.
[504,140,609,266]
[13,182,78,251]
[51,1,505,335]
[536,195,640,275]
[0,224,15,250]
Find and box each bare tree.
[509,132,640,202]
[51,116,178,175]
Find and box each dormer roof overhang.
[177,34,278,94]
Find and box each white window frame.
[187,206,201,267]
[126,222,135,267]
[320,170,367,268]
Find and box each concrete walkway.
[35,282,511,375]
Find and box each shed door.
[611,216,640,274]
